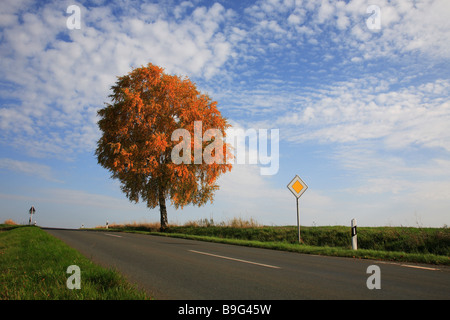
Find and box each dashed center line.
[188,249,281,269]
[400,264,440,271]
[104,233,122,238]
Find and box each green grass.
[0,225,150,300]
[147,232,449,265]
[170,225,450,256]
[104,222,450,266]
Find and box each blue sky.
[1,0,449,228]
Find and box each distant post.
[351,218,357,250]
[287,175,308,243]
[29,206,36,225]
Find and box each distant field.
[101,219,450,265]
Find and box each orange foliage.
[96,63,232,230]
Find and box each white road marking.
[400,264,439,271]
[104,233,122,238]
[378,260,440,271]
[188,250,281,269]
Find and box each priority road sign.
[287,175,308,198]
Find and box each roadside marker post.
[29,206,35,225]
[287,175,308,243]
[351,218,357,250]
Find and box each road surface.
[44,228,450,300]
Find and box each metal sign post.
[296,197,300,243]
[287,175,308,243]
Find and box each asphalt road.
[44,228,450,300]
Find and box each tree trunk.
[159,186,168,232]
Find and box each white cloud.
[242,0,450,62]
[287,13,303,25]
[274,78,450,152]
[3,0,445,161]
[327,144,450,226]
[316,0,334,24]
[0,158,60,182]
[0,1,242,159]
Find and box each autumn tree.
[96,63,232,231]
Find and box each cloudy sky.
[1,0,449,228]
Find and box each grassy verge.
[0,225,150,300]
[147,232,449,265]
[101,222,450,266]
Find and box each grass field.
[0,224,150,300]
[102,218,450,265]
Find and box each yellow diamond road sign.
[287,175,308,198]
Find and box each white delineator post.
[29,206,35,225]
[351,218,357,250]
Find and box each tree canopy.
[96,63,232,230]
